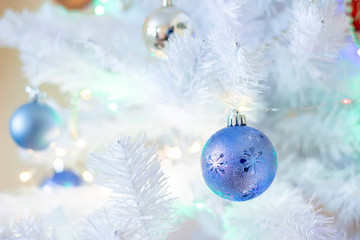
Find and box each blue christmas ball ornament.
[41,170,82,189]
[9,98,61,151]
[201,110,277,201]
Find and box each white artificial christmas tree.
[0,0,359,239]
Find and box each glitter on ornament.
[201,110,277,202]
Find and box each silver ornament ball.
[9,100,61,151]
[142,1,195,57]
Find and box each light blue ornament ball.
[41,170,82,189]
[201,123,277,202]
[9,100,61,151]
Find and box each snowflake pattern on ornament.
[247,131,264,142]
[242,183,261,199]
[240,147,264,175]
[207,153,226,174]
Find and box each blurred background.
[0,2,207,239]
[1,1,359,239]
[0,0,65,190]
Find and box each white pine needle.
[0,216,57,240]
[206,27,268,106]
[281,159,360,228]
[158,35,212,105]
[224,182,339,240]
[84,135,175,240]
[288,1,347,78]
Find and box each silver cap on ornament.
[227,109,246,127]
[162,0,173,7]
[142,0,195,58]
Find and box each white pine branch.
[255,0,288,17]
[281,159,360,229]
[158,35,212,106]
[0,216,57,240]
[224,182,340,240]
[0,3,149,98]
[288,1,347,79]
[84,135,175,240]
[206,27,268,106]
[271,97,360,162]
[177,0,245,37]
[83,209,141,240]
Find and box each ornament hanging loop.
[227,109,246,127]
[162,0,173,7]
[25,86,45,103]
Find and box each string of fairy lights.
[15,0,359,196]
[11,0,360,216]
[18,82,356,186]
[18,85,204,185]
[226,97,355,115]
[69,0,133,16]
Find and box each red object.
[55,0,92,10]
[350,0,360,32]
[342,98,352,104]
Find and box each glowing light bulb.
[108,95,117,101]
[239,105,247,112]
[76,139,86,148]
[342,98,352,104]
[53,158,64,173]
[238,105,251,112]
[26,149,34,154]
[357,49,360,56]
[80,89,92,100]
[19,171,32,182]
[94,5,105,15]
[195,202,205,209]
[167,147,182,159]
[108,102,118,112]
[190,142,201,153]
[49,142,57,149]
[82,170,94,182]
[55,147,67,157]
